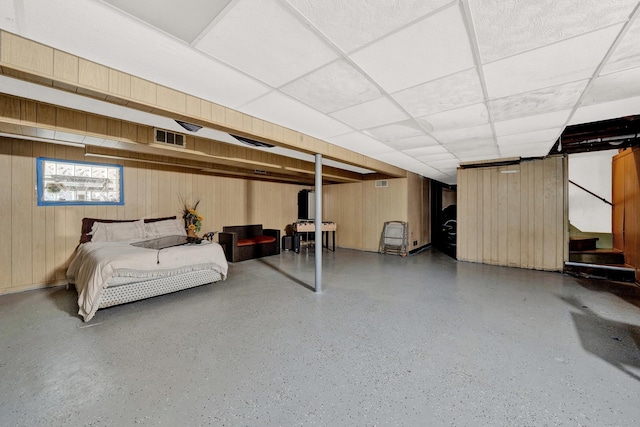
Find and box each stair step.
[569,248,624,264]
[564,261,636,283]
[569,237,598,251]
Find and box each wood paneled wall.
[457,156,567,271]
[323,173,429,252]
[612,148,640,282]
[0,137,303,294]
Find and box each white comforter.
[67,239,228,321]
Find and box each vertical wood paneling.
[506,167,521,267]
[456,168,467,261]
[467,169,479,262]
[457,157,566,271]
[497,168,508,265]
[32,143,48,284]
[624,150,637,268]
[11,140,33,286]
[612,153,625,251]
[0,140,12,288]
[0,137,309,293]
[482,169,492,264]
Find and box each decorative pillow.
[144,218,186,238]
[105,219,146,242]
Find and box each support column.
[315,154,322,293]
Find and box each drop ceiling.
[1,0,640,184]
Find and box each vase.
[186,228,198,238]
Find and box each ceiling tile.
[494,110,571,136]
[602,14,640,75]
[569,94,640,125]
[415,152,458,163]
[489,80,588,122]
[103,0,233,43]
[497,128,562,146]
[350,5,475,93]
[21,0,272,109]
[392,68,484,117]
[363,120,425,142]
[499,142,554,157]
[470,0,637,63]
[483,25,623,99]
[330,97,408,130]
[418,103,489,132]
[445,137,497,152]
[280,59,381,113]
[327,132,396,155]
[432,124,494,144]
[402,145,451,157]
[286,0,452,53]
[369,151,421,165]
[581,67,640,105]
[195,0,338,87]
[240,91,351,139]
[383,134,441,150]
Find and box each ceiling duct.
[175,120,202,132]
[154,128,186,148]
[230,134,275,148]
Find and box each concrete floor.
[1,247,640,426]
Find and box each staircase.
[565,237,635,282]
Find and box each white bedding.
[67,239,228,321]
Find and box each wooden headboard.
[80,216,177,243]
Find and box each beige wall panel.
[481,168,492,264]
[457,157,566,271]
[156,86,186,115]
[78,59,109,92]
[53,50,78,84]
[323,182,364,250]
[11,140,33,287]
[542,158,558,270]
[32,143,48,284]
[56,108,86,134]
[108,69,131,99]
[0,140,12,290]
[362,179,407,252]
[466,169,479,262]
[0,32,53,76]
[456,169,467,261]
[496,169,508,265]
[506,167,521,267]
[36,103,56,129]
[130,76,157,107]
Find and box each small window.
[36,157,124,206]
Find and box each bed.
[67,217,228,322]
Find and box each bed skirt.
[99,269,222,309]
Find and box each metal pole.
[315,154,322,293]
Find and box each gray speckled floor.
[1,247,640,426]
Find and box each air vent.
[375,180,388,188]
[154,128,186,148]
[230,134,275,148]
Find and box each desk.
[293,221,336,252]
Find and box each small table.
[292,221,336,252]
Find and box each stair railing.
[569,180,612,206]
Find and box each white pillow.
[103,220,145,242]
[144,218,186,238]
[89,221,109,242]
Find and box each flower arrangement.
[181,197,203,234]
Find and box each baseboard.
[0,280,68,296]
